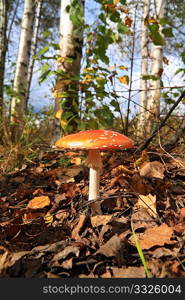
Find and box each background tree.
[146,0,167,134]
[10,0,35,141]
[137,0,150,137]
[52,0,84,142]
[0,0,8,119]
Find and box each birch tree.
[145,0,166,134]
[26,0,43,110]
[52,0,84,141]
[137,0,150,137]
[10,0,35,140]
[0,0,7,119]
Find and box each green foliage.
[148,24,166,46]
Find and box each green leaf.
[51,43,60,50]
[117,23,130,34]
[162,27,174,38]
[110,99,120,112]
[142,75,159,80]
[109,11,121,23]
[37,46,49,56]
[148,24,166,46]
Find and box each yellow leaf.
[83,67,94,72]
[60,119,68,129]
[109,65,116,70]
[118,75,129,85]
[70,157,81,165]
[119,65,128,71]
[113,0,120,4]
[144,17,157,25]
[55,109,63,119]
[43,212,53,224]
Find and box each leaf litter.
[0,149,185,277]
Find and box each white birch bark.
[0,0,7,117]
[26,0,43,109]
[137,0,150,137]
[146,0,166,133]
[10,0,35,124]
[52,0,84,142]
[59,0,83,75]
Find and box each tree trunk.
[137,0,150,138]
[10,0,35,141]
[146,0,166,134]
[0,0,7,119]
[26,0,43,110]
[52,0,84,143]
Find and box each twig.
[135,90,185,152]
[125,3,138,135]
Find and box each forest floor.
[0,146,185,278]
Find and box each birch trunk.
[137,0,150,138]
[52,0,84,142]
[26,0,43,110]
[0,0,7,118]
[10,0,35,140]
[146,0,166,134]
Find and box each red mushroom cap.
[55,130,133,150]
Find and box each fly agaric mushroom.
[55,130,133,213]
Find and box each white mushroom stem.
[85,149,103,201]
[89,168,100,201]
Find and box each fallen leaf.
[111,266,146,278]
[138,224,174,250]
[61,257,73,269]
[91,215,113,227]
[135,194,157,218]
[71,214,87,240]
[0,246,29,276]
[23,212,44,223]
[180,207,185,218]
[131,208,157,230]
[139,161,165,179]
[129,173,151,195]
[111,165,134,176]
[96,234,124,259]
[51,243,84,265]
[27,196,50,209]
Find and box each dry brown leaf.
[139,161,165,179]
[51,245,81,265]
[111,266,146,278]
[124,16,133,27]
[111,165,134,176]
[96,234,124,258]
[129,173,151,195]
[61,257,73,269]
[91,215,113,227]
[135,194,157,218]
[180,207,185,218]
[71,214,87,240]
[131,208,157,230]
[27,196,50,209]
[138,224,174,250]
[0,246,29,276]
[23,211,44,223]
